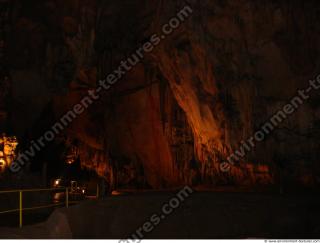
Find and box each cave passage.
[0,0,319,240]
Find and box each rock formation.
[2,0,320,189]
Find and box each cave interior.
[0,0,319,239]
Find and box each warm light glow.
[54,179,61,187]
[66,157,74,164]
[66,146,78,165]
[0,158,5,172]
[0,134,18,172]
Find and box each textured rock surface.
[2,0,320,188]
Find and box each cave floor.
[0,191,319,239]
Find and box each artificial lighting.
[66,158,74,164]
[54,179,61,187]
[0,158,5,172]
[0,134,18,172]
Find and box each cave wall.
[3,0,320,188]
[92,0,320,187]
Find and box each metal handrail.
[0,187,70,228]
[0,185,99,228]
[0,187,67,194]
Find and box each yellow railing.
[0,187,73,228]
